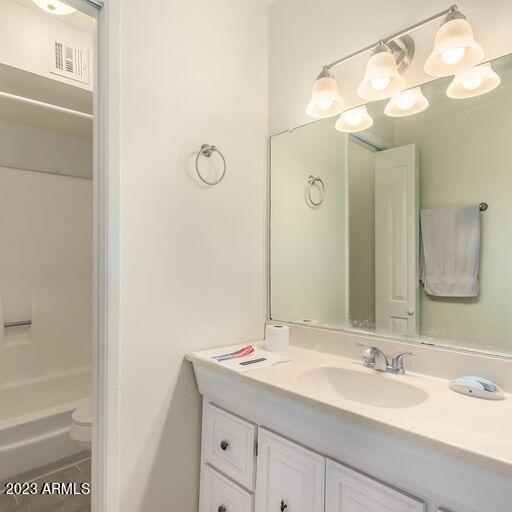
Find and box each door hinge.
[255,441,258,456]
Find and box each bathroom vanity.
[188,339,512,512]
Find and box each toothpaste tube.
[213,345,255,362]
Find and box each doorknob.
[407,308,415,316]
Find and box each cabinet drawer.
[203,402,256,490]
[255,428,325,512]
[326,459,425,512]
[201,464,253,512]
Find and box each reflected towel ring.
[307,175,325,206]
[195,143,227,185]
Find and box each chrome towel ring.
[307,175,325,206]
[195,143,227,185]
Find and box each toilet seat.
[70,397,92,451]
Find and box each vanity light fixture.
[357,43,406,101]
[335,105,373,133]
[447,62,501,99]
[305,68,346,119]
[385,87,429,117]
[304,6,489,131]
[32,0,76,15]
[424,7,483,77]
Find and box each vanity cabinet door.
[325,459,425,512]
[255,428,325,512]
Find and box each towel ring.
[195,144,227,185]
[307,175,325,206]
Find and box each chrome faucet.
[356,343,418,375]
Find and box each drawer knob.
[218,506,226,512]
[220,440,229,451]
[280,500,288,512]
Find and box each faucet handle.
[391,352,418,374]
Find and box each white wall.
[117,1,268,511]
[0,167,92,386]
[271,119,348,325]
[0,119,92,178]
[269,0,512,133]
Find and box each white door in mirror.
[449,377,505,400]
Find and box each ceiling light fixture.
[32,0,76,15]
[424,7,483,77]
[335,106,373,133]
[446,62,501,99]
[357,42,406,101]
[385,87,429,117]
[305,68,346,119]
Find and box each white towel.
[420,205,480,297]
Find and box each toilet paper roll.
[265,324,290,352]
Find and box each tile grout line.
[75,459,91,481]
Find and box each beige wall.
[393,71,512,353]
[271,119,348,325]
[348,140,375,330]
[117,1,268,511]
[269,0,512,133]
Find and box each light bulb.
[370,76,391,91]
[336,106,373,133]
[447,63,501,99]
[441,47,466,65]
[345,112,363,127]
[396,94,415,111]
[461,74,484,90]
[384,87,429,118]
[317,100,334,110]
[306,71,346,119]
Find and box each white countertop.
[187,343,512,477]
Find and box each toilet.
[70,397,92,451]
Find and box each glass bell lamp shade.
[335,105,373,133]
[385,87,429,117]
[32,0,76,14]
[306,70,346,119]
[357,45,406,101]
[424,12,484,77]
[447,63,501,99]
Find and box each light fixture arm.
[323,5,458,72]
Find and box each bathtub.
[0,367,91,481]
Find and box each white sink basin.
[297,366,429,409]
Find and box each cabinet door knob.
[218,506,226,512]
[280,500,288,512]
[220,440,229,451]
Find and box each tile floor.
[0,453,91,512]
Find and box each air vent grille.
[50,40,90,85]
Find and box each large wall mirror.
[270,52,512,356]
